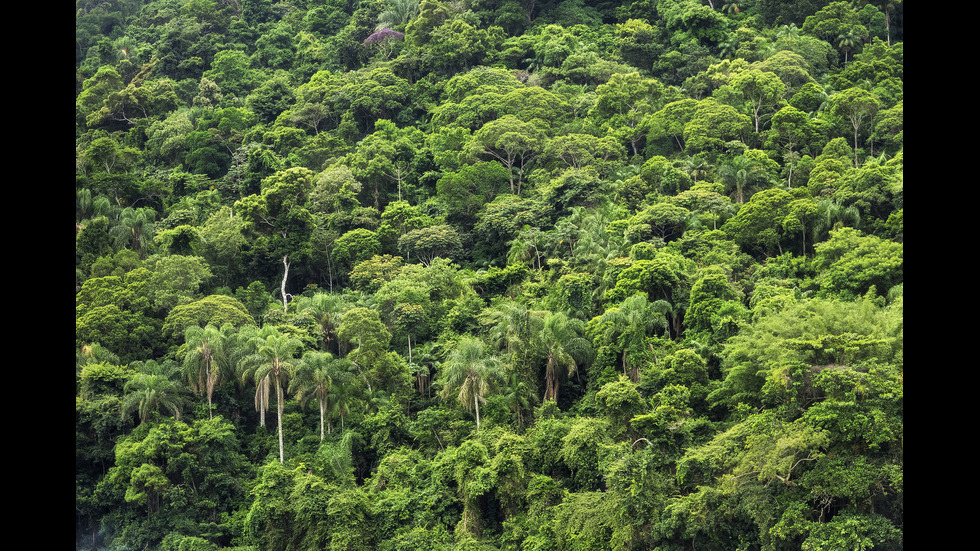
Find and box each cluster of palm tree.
[118,322,349,465]
[118,272,675,460]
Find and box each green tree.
[684,98,752,155]
[730,69,786,134]
[723,188,795,256]
[438,336,505,430]
[291,350,354,440]
[182,324,235,419]
[397,225,463,266]
[646,98,698,153]
[337,306,393,392]
[812,227,903,299]
[120,362,188,425]
[718,150,778,204]
[829,88,881,167]
[468,115,547,194]
[590,72,666,156]
[236,167,316,311]
[532,311,592,402]
[593,293,669,381]
[110,207,156,258]
[162,294,256,339]
[240,329,305,463]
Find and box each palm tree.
[681,155,710,184]
[240,330,304,463]
[76,342,120,368]
[228,325,271,426]
[183,324,234,419]
[776,24,799,39]
[439,336,505,430]
[595,294,670,382]
[719,155,772,204]
[483,299,533,360]
[532,312,592,402]
[291,351,354,440]
[110,207,156,258]
[507,226,548,270]
[295,292,345,354]
[376,0,419,31]
[812,199,861,244]
[837,30,862,65]
[408,340,440,399]
[121,361,188,425]
[501,371,536,430]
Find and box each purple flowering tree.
[363,28,404,59]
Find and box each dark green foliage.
[76,2,903,549]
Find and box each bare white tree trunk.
[281,255,291,311]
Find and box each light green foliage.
[595,376,645,438]
[76,268,164,362]
[162,294,255,338]
[468,114,547,194]
[723,188,795,256]
[143,254,213,313]
[590,293,669,384]
[829,87,881,166]
[812,227,903,299]
[332,228,383,273]
[730,69,786,133]
[437,161,511,223]
[711,295,902,411]
[686,266,747,344]
[349,254,405,294]
[75,4,904,549]
[616,18,662,71]
[645,98,698,155]
[683,98,752,154]
[397,225,463,266]
[101,417,249,548]
[337,307,392,375]
[590,72,667,156]
[638,155,693,197]
[559,417,614,491]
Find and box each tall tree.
[438,336,504,430]
[731,69,786,134]
[235,167,316,311]
[589,72,666,156]
[468,115,546,194]
[829,88,881,167]
[593,294,669,382]
[291,351,354,440]
[182,323,235,419]
[239,329,304,463]
[532,312,592,402]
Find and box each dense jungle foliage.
[76,0,904,549]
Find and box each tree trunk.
[474,393,481,430]
[320,401,326,441]
[281,255,291,311]
[276,378,285,464]
[206,361,213,419]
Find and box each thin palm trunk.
[474,393,481,430]
[320,400,326,441]
[276,376,285,464]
